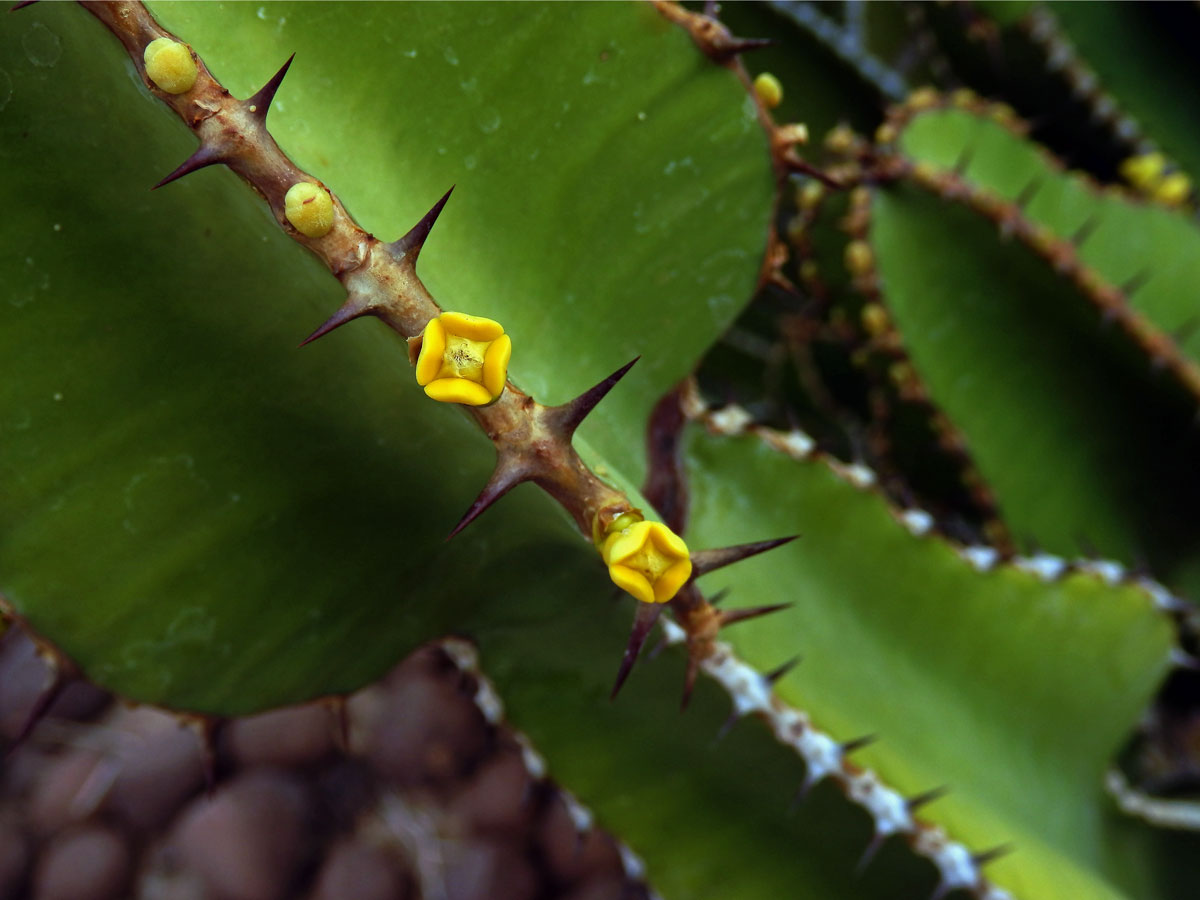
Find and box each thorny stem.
[83,0,632,538]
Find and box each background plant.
[3,2,1200,898]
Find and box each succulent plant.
[3,2,1199,898]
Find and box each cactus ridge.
[875,94,1200,406]
[780,170,1012,548]
[1022,6,1176,185]
[683,379,1188,644]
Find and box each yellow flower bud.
[1119,153,1165,191]
[599,516,692,605]
[1153,172,1192,207]
[143,37,198,95]
[284,182,335,238]
[753,72,784,110]
[415,312,511,405]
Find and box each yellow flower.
[415,312,511,406]
[601,518,692,605]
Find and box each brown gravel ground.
[0,627,651,900]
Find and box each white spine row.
[436,638,663,899]
[658,617,1012,900]
[684,383,1190,628]
[678,384,1197,889]
[1105,769,1200,831]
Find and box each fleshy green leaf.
[0,2,770,712]
[680,420,1173,899]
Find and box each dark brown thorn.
[1120,268,1151,297]
[706,587,732,607]
[907,784,950,813]
[1173,316,1200,345]
[855,833,886,877]
[387,185,455,264]
[299,294,376,346]
[152,144,224,190]
[9,0,38,9]
[725,36,775,56]
[545,358,640,439]
[3,668,65,760]
[691,535,799,578]
[680,653,700,711]
[973,843,1015,868]
[841,733,878,756]
[764,655,801,686]
[1015,177,1042,210]
[1071,215,1100,248]
[446,457,531,540]
[953,143,975,176]
[610,602,663,700]
[718,602,793,630]
[244,53,295,122]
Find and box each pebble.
[170,770,312,900]
[32,825,130,900]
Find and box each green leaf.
[0,1,771,712]
[680,421,1173,899]
[868,177,1200,576]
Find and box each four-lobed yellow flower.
[600,517,692,605]
[415,312,511,406]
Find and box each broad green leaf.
[682,423,1173,899]
[868,180,1200,578]
[146,0,773,488]
[0,2,771,712]
[897,107,1200,376]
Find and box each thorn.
[680,653,700,711]
[2,667,65,760]
[244,53,295,122]
[1121,269,1151,298]
[1071,214,1100,248]
[387,186,455,265]
[855,833,886,877]
[545,358,640,439]
[717,602,792,629]
[152,144,224,190]
[907,784,950,813]
[706,587,732,607]
[724,36,775,56]
[446,458,531,540]
[713,709,740,743]
[691,535,799,578]
[841,733,879,756]
[1173,316,1200,345]
[610,602,663,700]
[1015,177,1042,210]
[764,655,801,686]
[953,143,975,175]
[299,293,376,346]
[973,843,1015,868]
[9,0,38,9]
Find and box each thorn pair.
[153,55,295,190]
[297,186,457,346]
[611,537,799,703]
